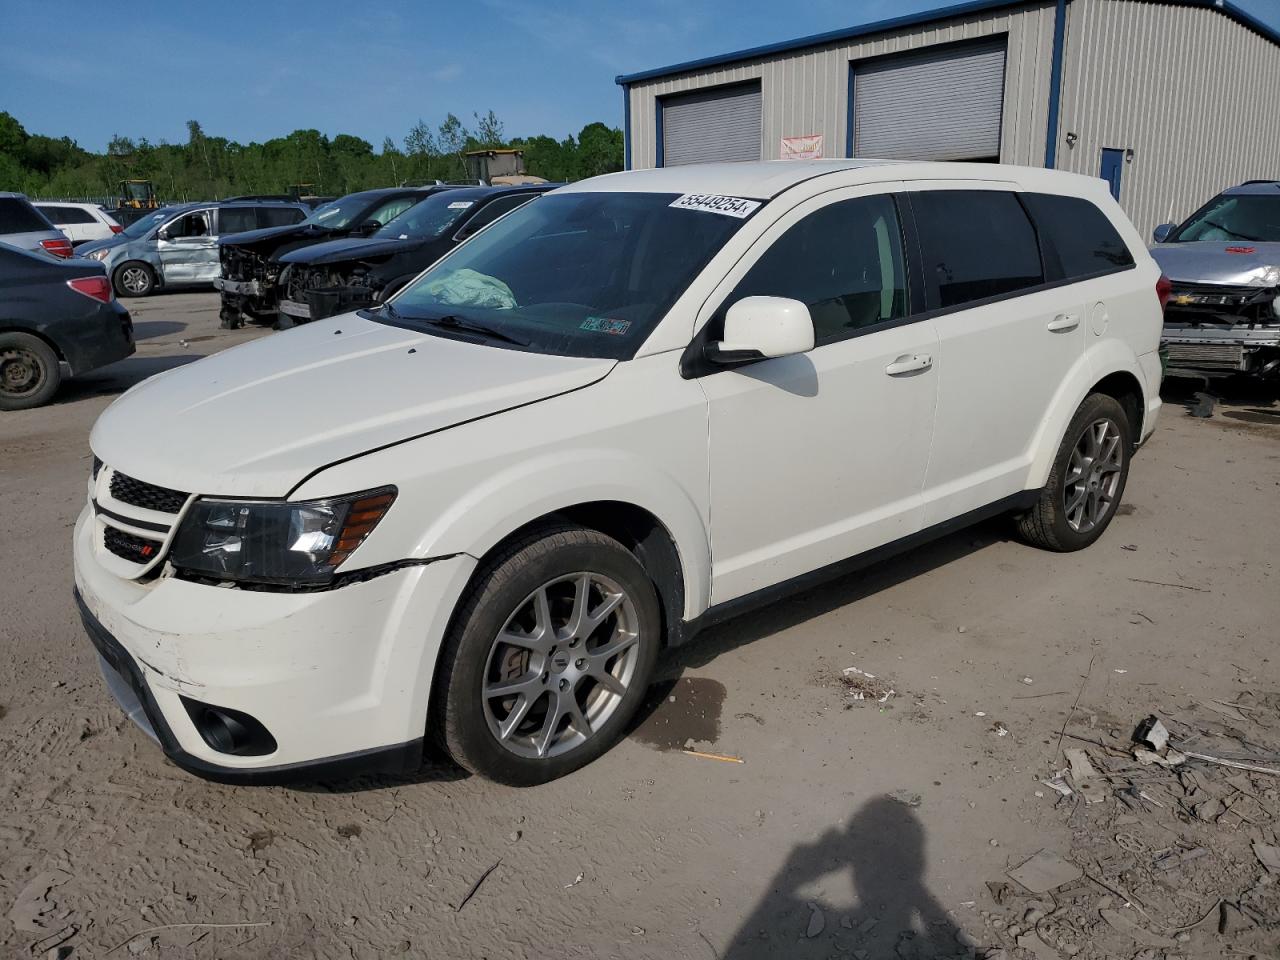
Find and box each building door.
[1100,149,1125,201]
[660,83,761,167]
[852,38,1007,161]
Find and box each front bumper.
[213,278,262,297]
[72,506,477,784]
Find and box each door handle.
[1047,313,1080,332]
[885,353,933,376]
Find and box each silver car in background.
[0,192,73,258]
[1151,180,1280,381]
[78,200,308,297]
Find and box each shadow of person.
[723,797,961,959]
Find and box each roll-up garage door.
[853,39,1006,161]
[661,83,762,166]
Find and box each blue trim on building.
[613,0,1279,87]
[654,98,665,168]
[845,65,856,158]
[1044,0,1068,168]
[622,85,632,170]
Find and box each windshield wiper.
[1201,219,1258,241]
[420,314,529,346]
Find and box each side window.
[365,196,416,227]
[165,211,210,239]
[457,194,536,239]
[63,207,97,224]
[911,191,1044,309]
[258,206,304,228]
[217,207,258,235]
[37,205,68,223]
[1020,193,1135,280]
[726,194,908,346]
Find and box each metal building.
[616,0,1280,238]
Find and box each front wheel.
[113,261,155,298]
[434,526,661,785]
[1017,393,1132,551]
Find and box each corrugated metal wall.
[625,2,1059,171]
[1056,0,1280,239]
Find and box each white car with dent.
[74,160,1164,785]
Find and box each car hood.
[90,313,615,497]
[78,235,129,257]
[279,235,420,266]
[1150,242,1280,286]
[219,223,318,248]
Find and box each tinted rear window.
[911,190,1044,310]
[0,198,54,234]
[218,207,259,234]
[259,206,304,228]
[1021,193,1134,280]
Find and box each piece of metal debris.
[1007,849,1083,894]
[563,872,584,889]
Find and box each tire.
[0,332,62,411]
[434,524,661,786]
[113,261,155,298]
[1017,393,1132,551]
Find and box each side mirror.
[358,219,381,235]
[1152,223,1175,244]
[706,296,815,365]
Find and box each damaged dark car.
[275,184,555,324]
[1151,181,1280,381]
[215,187,453,328]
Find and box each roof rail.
[1239,179,1280,186]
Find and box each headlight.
[169,487,396,585]
[85,248,109,261]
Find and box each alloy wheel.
[1064,417,1123,533]
[482,572,640,760]
[121,267,149,294]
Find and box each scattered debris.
[1099,908,1176,947]
[992,721,1010,737]
[1134,716,1169,753]
[804,902,825,937]
[1127,577,1209,593]
[1152,846,1207,870]
[107,922,271,955]
[1040,775,1073,798]
[563,872,584,889]
[1007,849,1083,894]
[681,749,744,764]
[1253,841,1280,875]
[1189,391,1216,418]
[888,789,922,808]
[456,859,502,911]
[1064,748,1107,803]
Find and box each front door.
[1100,149,1125,201]
[156,209,216,284]
[697,187,939,604]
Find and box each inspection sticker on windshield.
[669,194,761,218]
[581,317,631,335]
[448,200,475,209]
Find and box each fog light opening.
[181,697,277,757]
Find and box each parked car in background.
[0,192,73,258]
[275,185,554,324]
[215,186,454,329]
[0,243,134,410]
[75,161,1162,786]
[1150,180,1280,381]
[35,202,124,247]
[78,200,309,297]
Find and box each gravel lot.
[2,292,1278,959]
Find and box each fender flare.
[1027,342,1145,488]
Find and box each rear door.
[909,187,1085,525]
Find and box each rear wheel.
[434,525,661,785]
[1017,393,1132,551]
[113,261,155,298]
[0,332,62,410]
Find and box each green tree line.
[0,110,623,202]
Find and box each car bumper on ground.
[72,505,477,784]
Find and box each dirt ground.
[2,293,1278,960]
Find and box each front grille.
[1165,342,1246,372]
[104,526,163,564]
[109,472,188,514]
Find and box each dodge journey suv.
[74,160,1164,786]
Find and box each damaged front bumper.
[1161,282,1280,378]
[213,277,263,297]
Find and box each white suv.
[34,202,122,247]
[73,161,1164,785]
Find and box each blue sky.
[3,0,1278,151]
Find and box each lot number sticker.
[669,194,762,219]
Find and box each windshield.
[374,193,474,240]
[300,194,375,231]
[122,209,173,239]
[1170,194,1280,243]
[385,192,757,359]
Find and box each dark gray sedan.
[0,245,134,410]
